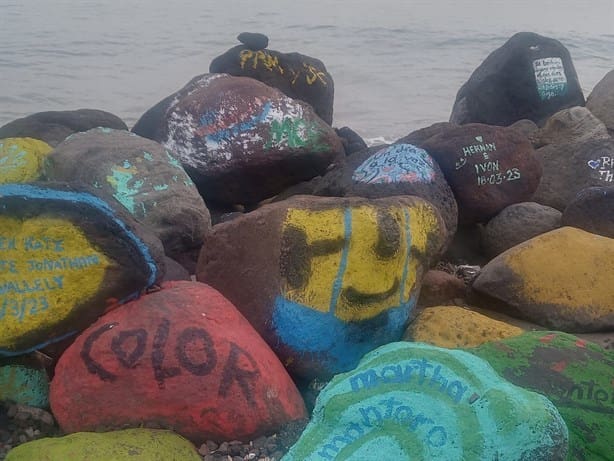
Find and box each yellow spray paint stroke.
[0,138,52,184]
[281,203,439,322]
[0,217,110,349]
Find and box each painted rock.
[0,109,128,147]
[313,143,458,241]
[5,428,201,461]
[586,69,614,133]
[470,331,614,461]
[531,106,610,148]
[532,137,614,211]
[450,32,584,126]
[210,39,334,124]
[481,202,561,258]
[281,342,568,461]
[0,138,52,184]
[50,281,306,443]
[562,186,614,239]
[0,357,49,408]
[420,123,542,223]
[197,195,446,380]
[46,128,210,272]
[403,305,524,348]
[132,73,343,205]
[473,227,614,332]
[0,183,165,356]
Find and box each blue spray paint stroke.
[0,330,77,357]
[329,207,352,314]
[398,209,412,305]
[201,102,272,143]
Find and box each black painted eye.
[374,209,401,259]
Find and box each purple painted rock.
[586,69,614,134]
[420,123,542,223]
[196,195,446,380]
[313,143,458,241]
[562,186,614,238]
[45,128,210,272]
[50,281,306,444]
[0,109,128,147]
[210,39,334,124]
[132,74,343,205]
[531,106,610,148]
[532,138,614,210]
[450,32,585,126]
[0,183,165,356]
[481,202,562,258]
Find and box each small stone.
[198,443,211,456]
[218,441,230,454]
[237,32,269,50]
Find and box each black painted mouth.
[341,278,400,305]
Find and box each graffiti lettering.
[239,49,284,75]
[533,57,568,101]
[265,117,325,150]
[587,156,614,183]
[218,342,259,405]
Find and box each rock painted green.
[5,428,201,461]
[469,331,614,461]
[0,363,49,408]
[282,341,568,461]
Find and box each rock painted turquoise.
[5,428,201,461]
[0,363,49,408]
[282,342,569,461]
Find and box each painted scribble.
[352,144,436,184]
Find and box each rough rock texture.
[508,119,539,139]
[49,281,306,444]
[420,123,542,223]
[46,128,210,272]
[470,331,614,461]
[313,143,458,241]
[586,69,614,134]
[530,106,610,148]
[473,227,614,332]
[404,305,525,348]
[132,74,342,205]
[0,183,165,356]
[237,32,269,50]
[395,122,457,146]
[210,40,334,124]
[450,32,585,126]
[0,110,128,147]
[416,270,467,308]
[0,358,49,408]
[335,126,367,156]
[197,195,446,381]
[0,138,52,184]
[282,342,568,461]
[562,186,614,238]
[481,202,562,257]
[5,429,201,461]
[532,137,614,210]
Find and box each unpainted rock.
[562,185,614,238]
[531,106,610,148]
[586,69,614,134]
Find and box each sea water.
[1,0,613,142]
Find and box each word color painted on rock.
[0,138,53,184]
[455,136,522,186]
[533,57,568,101]
[587,155,614,182]
[352,144,436,185]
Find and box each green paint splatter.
[265,118,328,151]
[143,151,154,162]
[153,184,169,191]
[106,162,145,215]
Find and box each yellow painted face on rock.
[279,204,436,322]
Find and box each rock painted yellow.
[405,305,524,348]
[0,217,110,349]
[5,428,201,461]
[281,203,439,321]
[0,138,52,184]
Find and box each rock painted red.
[49,281,306,444]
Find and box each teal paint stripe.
[399,209,412,304]
[329,207,352,314]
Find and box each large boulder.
[530,106,610,148]
[0,183,165,356]
[0,109,128,147]
[282,342,568,461]
[5,429,201,461]
[532,137,614,210]
[562,186,614,238]
[586,70,614,134]
[45,128,210,272]
[132,73,343,205]
[450,32,584,126]
[0,138,52,184]
[473,227,614,332]
[470,331,614,461]
[420,123,542,223]
[197,195,446,380]
[210,34,334,124]
[49,281,306,444]
[313,143,458,241]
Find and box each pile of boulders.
[1,31,612,461]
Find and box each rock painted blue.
[282,342,569,461]
[352,144,436,185]
[0,363,49,408]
